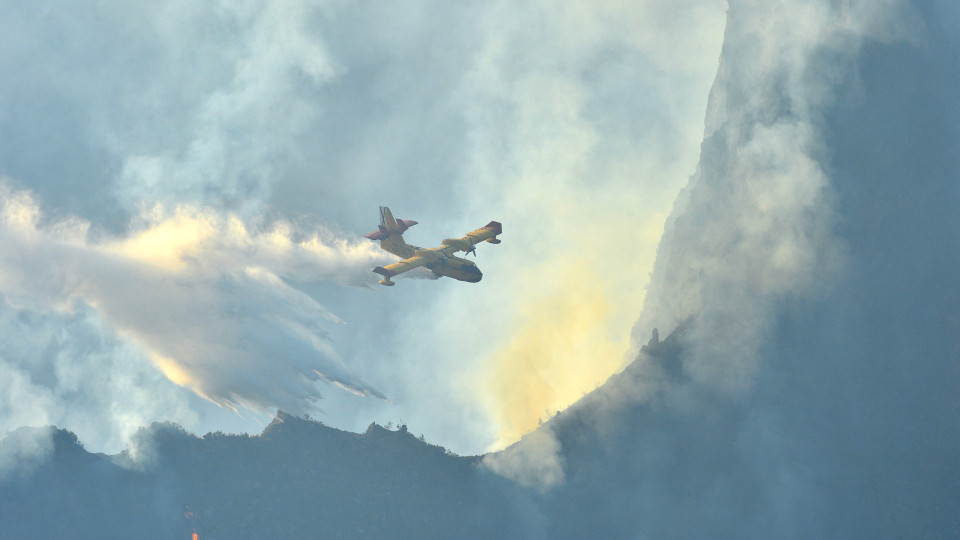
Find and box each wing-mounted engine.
[441,238,470,250]
[483,221,502,242]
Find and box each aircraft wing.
[373,253,438,285]
[374,256,428,277]
[441,221,503,252]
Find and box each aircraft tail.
[380,206,400,231]
[363,206,418,241]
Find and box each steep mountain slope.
[0,427,171,537]
[490,1,960,537]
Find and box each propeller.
[465,245,477,257]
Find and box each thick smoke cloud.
[1,0,729,455]
[632,0,860,388]
[115,1,338,215]
[0,1,336,223]
[0,426,54,481]
[453,0,728,446]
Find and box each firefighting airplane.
[364,206,501,286]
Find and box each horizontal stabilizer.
[373,266,396,277]
[364,206,418,240]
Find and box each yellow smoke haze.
[151,353,198,391]
[485,211,666,448]
[113,208,217,271]
[458,0,721,452]
[1,188,41,230]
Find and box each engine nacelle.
[442,238,469,249]
[486,238,501,244]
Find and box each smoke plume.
[0,181,389,449]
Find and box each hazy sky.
[0,0,727,454]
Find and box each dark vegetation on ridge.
[0,413,523,539]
